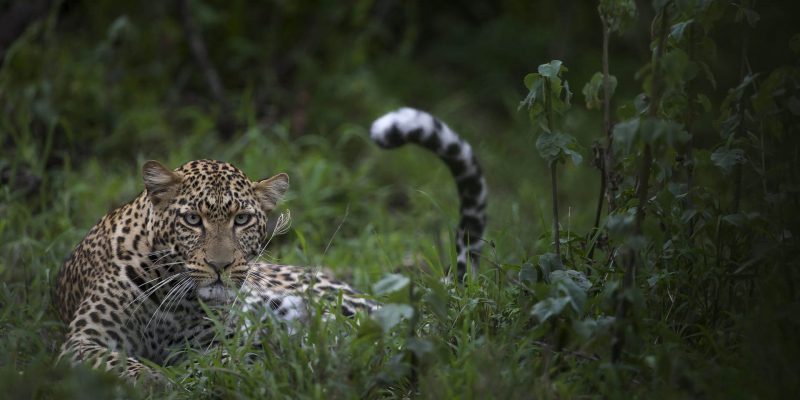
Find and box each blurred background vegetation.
[1,0,799,398]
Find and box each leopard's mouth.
[196,281,237,303]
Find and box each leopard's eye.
[183,213,202,226]
[234,213,252,226]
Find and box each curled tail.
[370,107,488,280]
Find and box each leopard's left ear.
[142,160,183,208]
[254,173,289,212]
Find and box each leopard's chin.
[196,282,237,303]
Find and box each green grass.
[2,2,800,398]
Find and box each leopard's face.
[143,159,288,303]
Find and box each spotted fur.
[53,108,486,383]
[371,107,487,279]
[53,159,375,382]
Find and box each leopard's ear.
[142,160,182,208]
[254,173,289,212]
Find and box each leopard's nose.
[205,258,233,272]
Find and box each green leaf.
[519,262,537,284]
[405,338,434,358]
[550,270,589,311]
[696,93,712,113]
[372,273,410,295]
[710,147,745,175]
[519,73,544,114]
[582,72,617,110]
[612,118,640,155]
[639,118,690,148]
[373,303,414,332]
[572,316,615,340]
[537,60,563,79]
[606,212,635,239]
[530,296,571,323]
[538,253,562,275]
[535,131,582,165]
[598,0,637,33]
[669,20,694,42]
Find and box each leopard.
[53,107,488,383]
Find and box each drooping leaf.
[612,118,640,155]
[710,147,746,175]
[373,303,414,332]
[530,296,571,323]
[372,273,410,295]
[550,270,589,311]
[519,262,537,284]
[538,253,562,276]
[669,20,694,42]
[582,72,617,110]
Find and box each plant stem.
[551,161,561,258]
[612,4,668,363]
[544,77,561,258]
[601,22,617,212]
[684,23,696,234]
[588,144,605,261]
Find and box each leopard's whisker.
[126,271,183,309]
[156,278,194,329]
[125,272,186,326]
[146,275,193,331]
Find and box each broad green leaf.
[612,118,640,155]
[519,262,537,283]
[539,253,562,275]
[537,60,563,79]
[710,147,745,175]
[582,72,617,110]
[550,270,588,311]
[606,212,635,238]
[669,20,694,42]
[696,93,712,113]
[405,338,434,357]
[372,273,410,295]
[573,316,615,340]
[535,131,582,165]
[598,0,637,33]
[530,296,571,322]
[519,73,544,114]
[373,303,414,332]
[639,118,689,148]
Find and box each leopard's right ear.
[142,160,182,208]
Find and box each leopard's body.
[53,108,487,382]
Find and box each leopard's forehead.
[173,160,258,214]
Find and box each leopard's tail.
[370,107,487,280]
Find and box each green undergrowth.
[2,0,799,399]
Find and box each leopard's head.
[142,159,288,302]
